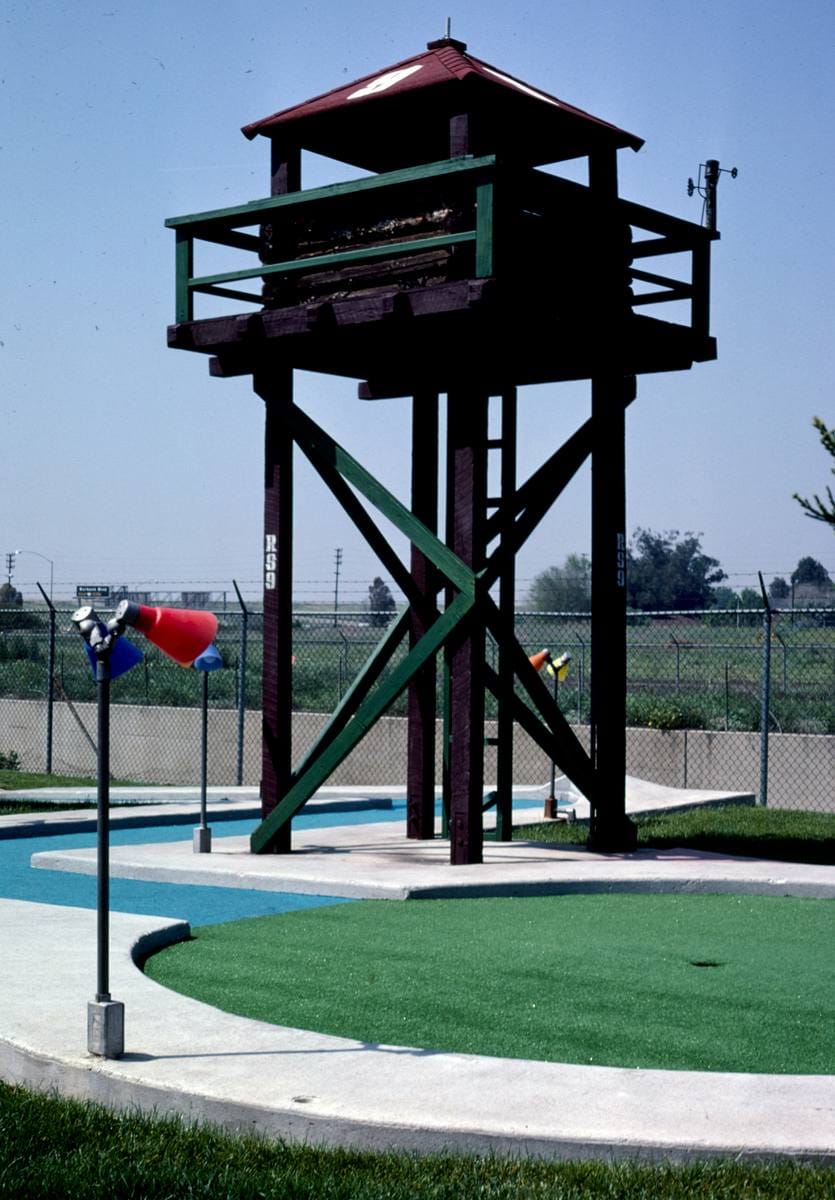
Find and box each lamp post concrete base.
[193,826,212,854]
[88,998,124,1058]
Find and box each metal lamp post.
[16,548,54,601]
[193,643,223,852]
[71,604,143,1059]
[543,652,572,819]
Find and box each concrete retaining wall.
[1,698,832,811]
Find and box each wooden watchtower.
[166,37,718,859]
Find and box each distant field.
[1,609,833,734]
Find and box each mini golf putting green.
[145,893,835,1074]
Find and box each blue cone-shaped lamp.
[193,643,223,672]
[84,637,144,680]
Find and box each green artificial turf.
[145,893,835,1074]
[3,1082,834,1200]
[515,804,835,865]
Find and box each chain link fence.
[0,605,832,811]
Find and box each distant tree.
[367,577,396,627]
[769,576,790,602]
[793,417,835,529]
[0,582,36,632]
[710,585,739,609]
[738,587,764,609]
[627,529,726,611]
[0,583,23,607]
[791,556,832,590]
[527,553,591,612]
[789,556,833,606]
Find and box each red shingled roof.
[242,40,643,171]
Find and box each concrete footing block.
[88,998,124,1058]
[193,826,212,854]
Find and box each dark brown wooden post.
[447,390,488,864]
[255,366,294,851]
[252,138,301,852]
[589,372,636,851]
[588,148,637,852]
[494,388,517,840]
[407,391,439,839]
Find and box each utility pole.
[333,547,343,628]
[5,553,14,586]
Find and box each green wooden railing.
[166,154,498,324]
[166,153,715,339]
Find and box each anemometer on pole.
[688,159,738,232]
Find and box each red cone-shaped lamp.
[528,648,551,673]
[116,601,218,667]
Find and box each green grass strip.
[1,1081,833,1198]
[146,893,835,1074]
[515,804,835,865]
[0,769,100,791]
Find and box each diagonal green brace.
[291,422,428,610]
[286,404,474,596]
[251,591,476,853]
[290,610,410,783]
[484,664,592,798]
[481,595,594,797]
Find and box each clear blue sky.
[3,0,833,603]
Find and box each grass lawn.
[0,768,100,791]
[1,1081,833,1199]
[145,891,835,1074]
[515,804,835,865]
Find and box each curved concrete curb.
[1,900,833,1163]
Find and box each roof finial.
[427,20,467,53]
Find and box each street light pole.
[71,604,130,1058]
[16,548,54,601]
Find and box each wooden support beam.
[291,611,409,783]
[250,591,475,853]
[484,664,591,794]
[482,596,594,798]
[494,389,517,841]
[254,365,294,853]
[589,373,637,851]
[447,390,489,865]
[290,415,425,610]
[284,401,474,595]
[407,391,439,839]
[270,142,301,197]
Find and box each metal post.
[193,670,212,853]
[36,583,55,774]
[724,660,730,731]
[758,572,772,808]
[543,665,559,819]
[703,159,720,232]
[232,579,248,787]
[88,652,124,1057]
[333,547,343,628]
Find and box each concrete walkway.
[2,781,834,1163]
[31,818,835,900]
